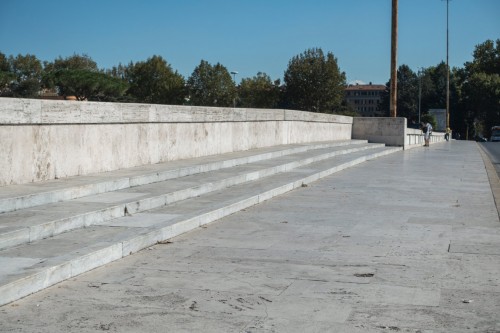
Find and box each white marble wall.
[352,117,407,147]
[0,98,352,186]
[352,117,446,150]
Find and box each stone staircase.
[0,140,401,306]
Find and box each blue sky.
[1,0,498,85]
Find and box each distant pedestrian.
[421,122,433,147]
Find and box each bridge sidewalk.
[1,140,500,332]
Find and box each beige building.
[345,83,385,116]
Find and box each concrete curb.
[477,143,500,219]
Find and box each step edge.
[0,146,399,307]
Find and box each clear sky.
[1,0,498,85]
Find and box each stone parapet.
[0,98,352,186]
[0,98,352,125]
[352,117,446,149]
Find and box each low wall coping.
[0,98,353,125]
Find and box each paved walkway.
[1,141,499,333]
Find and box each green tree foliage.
[461,72,500,137]
[0,52,14,96]
[52,69,127,101]
[238,72,280,108]
[126,56,185,104]
[379,63,459,126]
[284,48,346,113]
[381,66,431,120]
[333,100,360,117]
[425,62,448,110]
[7,54,43,98]
[43,54,127,101]
[53,53,98,71]
[465,39,500,76]
[459,39,500,137]
[106,63,129,80]
[447,67,465,133]
[43,54,98,88]
[187,60,236,107]
[394,65,418,119]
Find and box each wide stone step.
[0,142,382,250]
[0,140,368,214]
[0,145,401,306]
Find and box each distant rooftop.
[345,83,385,91]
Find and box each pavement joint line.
[0,146,401,306]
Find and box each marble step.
[0,140,368,214]
[0,145,401,306]
[0,142,384,250]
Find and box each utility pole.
[418,68,422,124]
[445,0,450,129]
[230,71,238,108]
[390,0,398,117]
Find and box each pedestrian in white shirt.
[421,122,432,147]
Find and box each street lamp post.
[444,0,451,129]
[230,71,238,82]
[418,68,422,124]
[230,71,238,108]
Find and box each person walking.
[421,122,433,147]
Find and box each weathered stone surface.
[0,98,352,186]
[0,141,498,332]
[0,144,398,307]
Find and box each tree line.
[380,39,500,138]
[1,39,499,138]
[0,48,350,115]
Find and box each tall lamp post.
[418,68,422,124]
[230,71,238,82]
[444,0,450,129]
[230,71,238,108]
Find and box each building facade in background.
[344,83,385,117]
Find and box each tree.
[447,67,466,135]
[464,39,500,76]
[394,65,418,119]
[461,72,500,137]
[126,55,185,104]
[380,63,459,126]
[43,54,99,89]
[187,60,236,107]
[333,100,360,117]
[51,69,127,101]
[106,63,129,80]
[238,72,280,108]
[52,53,98,71]
[9,54,43,98]
[283,48,346,113]
[459,39,500,138]
[0,52,14,96]
[425,62,448,110]
[43,54,126,101]
[380,65,417,119]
